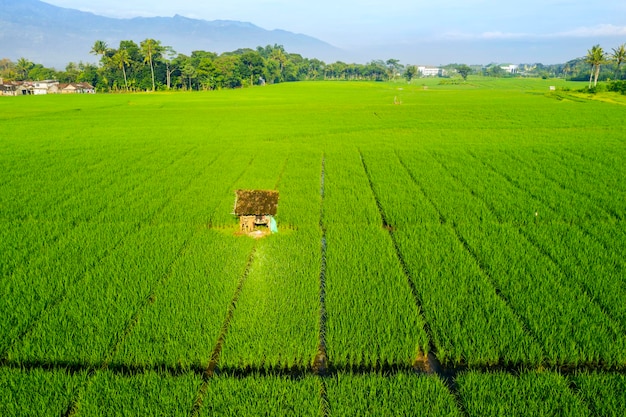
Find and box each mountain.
[0,0,343,68]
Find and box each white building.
[32,80,59,95]
[418,66,445,77]
[500,65,518,74]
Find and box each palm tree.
[111,49,130,91]
[140,39,162,91]
[270,47,287,81]
[90,40,109,65]
[612,44,626,80]
[15,58,33,80]
[585,44,606,87]
[90,40,108,56]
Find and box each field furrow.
[0,148,230,357]
[323,149,428,368]
[6,224,194,365]
[429,150,626,332]
[220,151,321,369]
[362,149,543,366]
[500,148,621,222]
[401,150,626,366]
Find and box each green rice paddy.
[1,78,625,415]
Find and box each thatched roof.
[234,189,279,216]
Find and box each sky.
[43,0,626,64]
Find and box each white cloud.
[439,24,626,41]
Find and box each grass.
[1,77,624,413]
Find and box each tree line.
[0,40,412,92]
[1,39,624,92]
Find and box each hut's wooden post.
[240,215,255,233]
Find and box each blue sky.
[43,0,626,63]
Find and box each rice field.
[1,78,625,416]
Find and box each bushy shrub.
[579,84,608,94]
[608,80,626,94]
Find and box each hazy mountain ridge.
[0,0,342,68]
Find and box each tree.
[485,64,505,78]
[77,62,100,87]
[305,58,324,80]
[63,62,80,83]
[111,49,130,91]
[270,46,287,82]
[28,64,56,81]
[90,40,109,64]
[162,46,178,90]
[456,64,472,81]
[239,51,265,86]
[404,65,417,82]
[141,39,163,91]
[196,58,217,90]
[213,55,241,88]
[386,59,403,80]
[181,63,197,90]
[0,58,16,80]
[612,44,626,80]
[585,44,606,87]
[369,60,388,80]
[15,58,34,80]
[562,62,572,79]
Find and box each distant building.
[500,65,518,74]
[59,82,96,94]
[0,80,95,96]
[418,66,445,77]
[0,81,30,96]
[32,80,59,95]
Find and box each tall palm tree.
[612,44,626,80]
[90,40,109,65]
[270,47,287,81]
[140,39,162,91]
[111,49,130,91]
[585,44,606,87]
[90,40,108,56]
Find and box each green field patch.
[327,372,461,416]
[572,372,626,417]
[113,230,254,371]
[458,371,591,417]
[77,370,200,416]
[0,367,87,417]
[201,373,319,416]
[1,80,625,407]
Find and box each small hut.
[233,189,279,233]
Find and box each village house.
[59,82,96,94]
[0,80,31,96]
[32,80,59,95]
[0,79,95,96]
